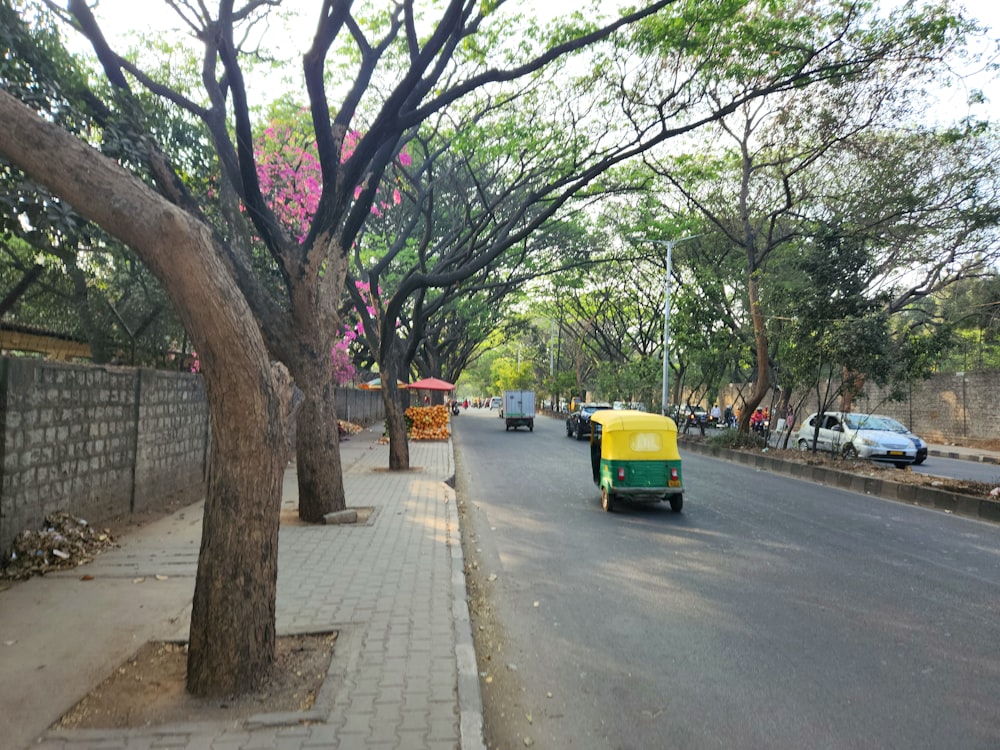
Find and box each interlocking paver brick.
[395,729,431,750]
[6,424,486,750]
[340,710,374,735]
[300,724,340,747]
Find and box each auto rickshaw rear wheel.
[601,486,614,512]
[669,494,683,513]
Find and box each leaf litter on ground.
[1,511,116,581]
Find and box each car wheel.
[842,444,859,460]
[566,423,573,437]
[669,494,683,513]
[601,486,614,512]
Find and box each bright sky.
[78,0,1000,122]
[77,1,598,107]
[944,0,1000,120]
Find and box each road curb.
[929,448,1000,465]
[446,438,487,750]
[682,440,1000,525]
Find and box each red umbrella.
[407,376,455,391]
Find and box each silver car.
[796,411,917,467]
[874,415,928,465]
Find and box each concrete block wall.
[336,387,393,427]
[716,371,1000,447]
[854,371,997,447]
[1,358,151,554]
[1,357,388,556]
[133,369,211,514]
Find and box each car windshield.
[876,417,908,432]
[843,414,903,431]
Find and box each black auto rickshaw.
[589,410,684,513]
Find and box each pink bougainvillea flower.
[255,120,412,243]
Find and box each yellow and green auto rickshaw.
[589,410,684,513]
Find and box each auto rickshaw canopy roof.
[590,410,678,433]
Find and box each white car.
[796,411,917,467]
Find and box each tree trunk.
[840,367,865,412]
[294,369,347,521]
[0,91,288,697]
[187,363,288,696]
[738,274,771,432]
[377,353,410,470]
[64,257,114,364]
[278,240,351,521]
[385,390,411,469]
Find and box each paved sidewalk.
[0,424,484,750]
[928,443,1000,464]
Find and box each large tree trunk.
[187,362,288,696]
[283,243,350,521]
[0,90,287,697]
[738,275,772,432]
[378,353,410,470]
[385,390,411,470]
[294,362,348,521]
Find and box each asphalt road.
[452,407,1000,750]
[912,455,1000,484]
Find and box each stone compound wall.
[0,358,209,555]
[853,371,998,448]
[1,357,388,555]
[719,371,1000,448]
[335,387,393,427]
[133,368,211,514]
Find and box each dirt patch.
[456,496,525,750]
[54,632,336,730]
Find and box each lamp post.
[631,234,703,416]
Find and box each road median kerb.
[681,439,1000,525]
[936,449,1000,465]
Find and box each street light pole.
[631,234,703,416]
[662,241,672,416]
